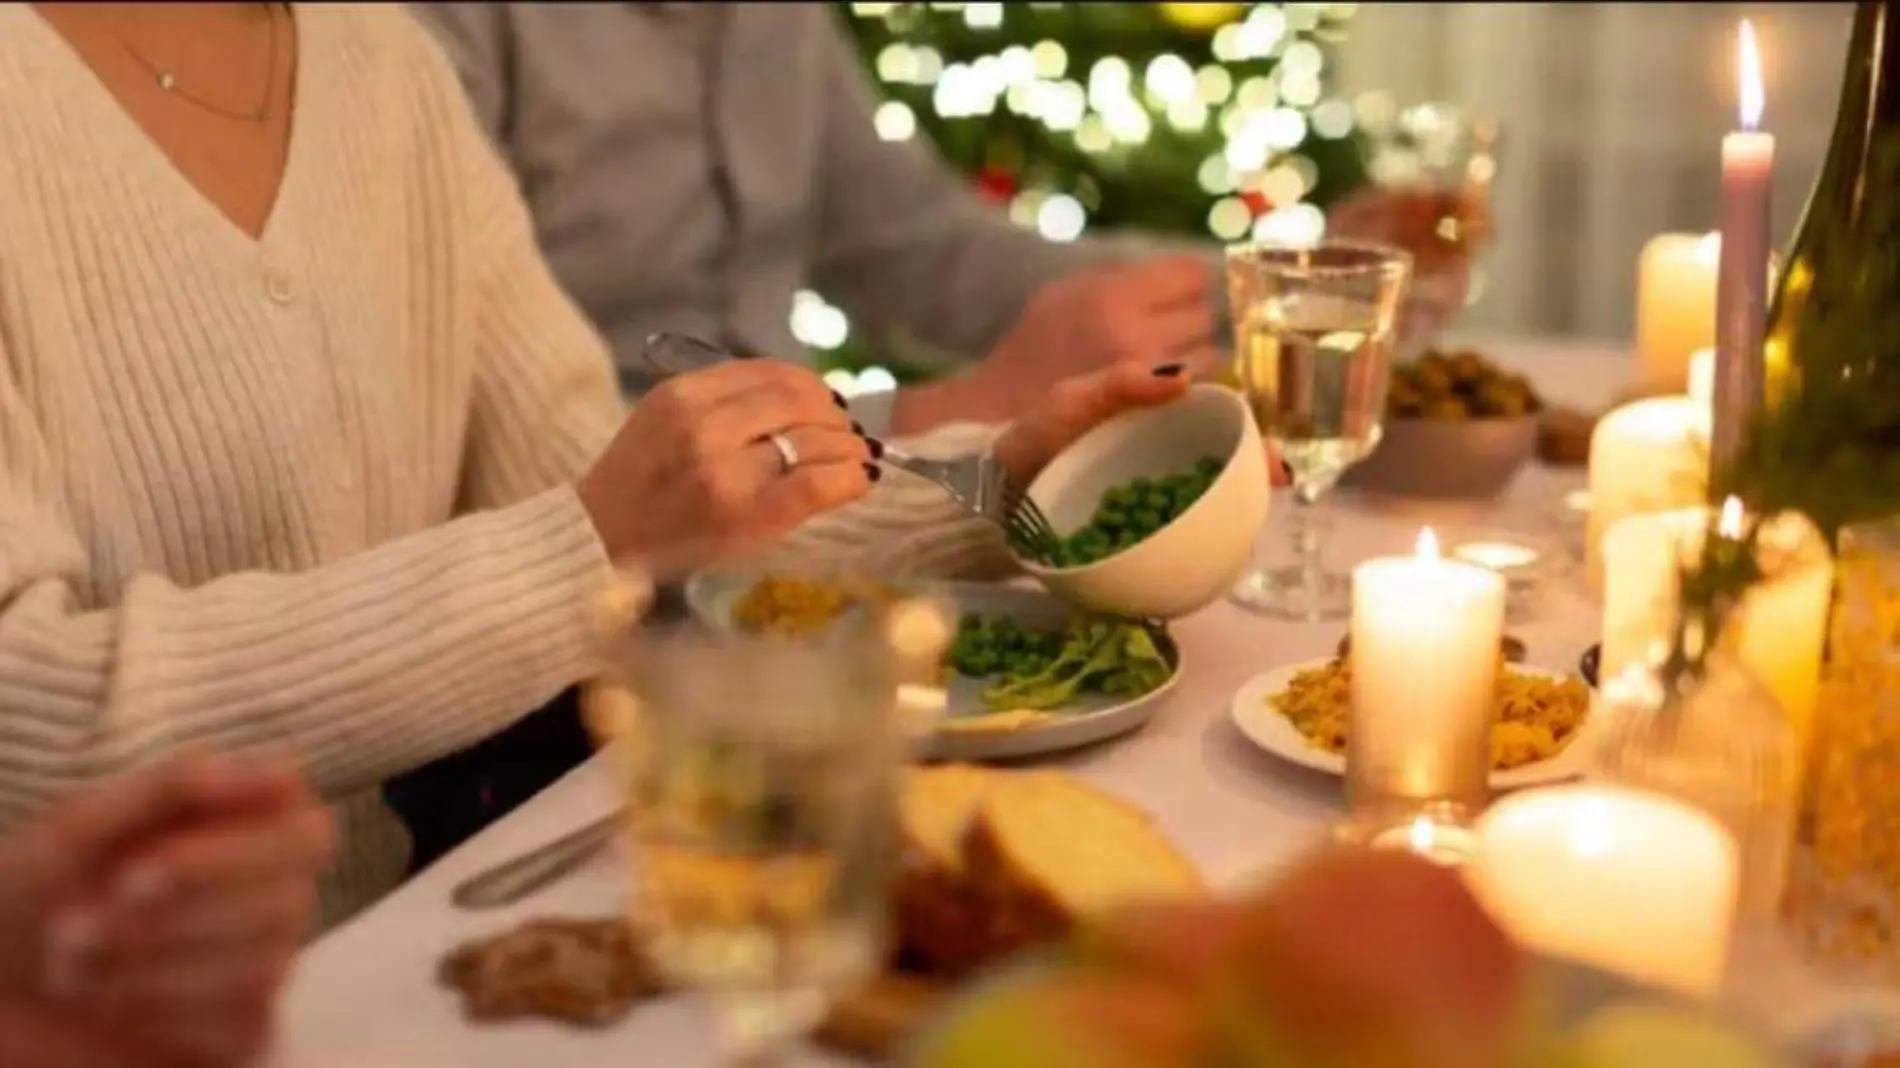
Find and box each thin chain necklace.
[113,4,281,124]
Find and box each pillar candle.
[1598,501,1834,774]
[1584,397,1710,592]
[1688,347,1716,410]
[1634,233,1720,397]
[1469,783,1740,998]
[1349,529,1506,806]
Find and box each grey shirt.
[409,2,1134,394]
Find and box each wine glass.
[1335,102,1499,352]
[593,589,946,1065]
[1225,239,1413,621]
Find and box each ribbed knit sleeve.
[0,8,624,819]
[0,361,612,813]
[444,38,628,510]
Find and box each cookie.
[439,917,661,1027]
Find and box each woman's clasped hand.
[0,756,335,1068]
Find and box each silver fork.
[877,445,1063,563]
[641,332,1066,562]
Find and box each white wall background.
[1335,2,1855,343]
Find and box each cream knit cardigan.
[0,4,1004,922]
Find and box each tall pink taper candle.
[1712,19,1773,470]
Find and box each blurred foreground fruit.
[1537,1004,1780,1068]
[917,849,1783,1068]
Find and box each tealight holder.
[1446,526,1553,623]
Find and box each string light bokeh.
[799,1,1370,393]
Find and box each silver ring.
[767,432,800,474]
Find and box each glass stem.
[1289,488,1329,592]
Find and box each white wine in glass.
[606,618,914,1065]
[1226,240,1412,621]
[1240,312,1394,492]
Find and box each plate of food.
[685,572,1183,761]
[439,764,1209,1060]
[1229,649,1597,789]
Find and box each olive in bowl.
[1345,348,1543,501]
[1014,384,1269,620]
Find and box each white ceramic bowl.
[1016,384,1268,620]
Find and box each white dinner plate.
[1230,657,1597,790]
[685,573,1181,762]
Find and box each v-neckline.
[15,4,318,253]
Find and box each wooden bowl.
[1343,415,1538,501]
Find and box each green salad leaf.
[951,614,1172,711]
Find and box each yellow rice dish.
[730,574,900,638]
[1270,656,1590,770]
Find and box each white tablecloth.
[269,335,1632,1068]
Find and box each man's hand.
[891,255,1220,435]
[1326,185,1480,346]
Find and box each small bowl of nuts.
[1345,347,1542,500]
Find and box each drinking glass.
[593,593,944,1065]
[1225,239,1413,621]
[1339,102,1500,350]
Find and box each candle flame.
[1717,496,1746,538]
[1415,527,1440,560]
[1407,816,1437,854]
[1738,20,1764,131]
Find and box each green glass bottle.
[1734,0,1900,536]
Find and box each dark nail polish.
[866,437,885,459]
[863,462,882,483]
[1153,363,1184,378]
[831,390,849,409]
[851,421,865,435]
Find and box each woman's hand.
[991,361,1193,489]
[578,360,877,574]
[0,755,334,1068]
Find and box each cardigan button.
[264,268,296,305]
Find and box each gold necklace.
[113,4,280,124]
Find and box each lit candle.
[1688,346,1716,411]
[1599,506,1708,685]
[1348,529,1506,812]
[1634,232,1720,397]
[1712,19,1774,467]
[1598,500,1834,773]
[1584,396,1710,592]
[1469,783,1740,998]
[1729,514,1834,780]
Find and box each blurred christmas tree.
[797,1,1370,389]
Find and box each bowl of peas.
[1013,383,1269,620]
